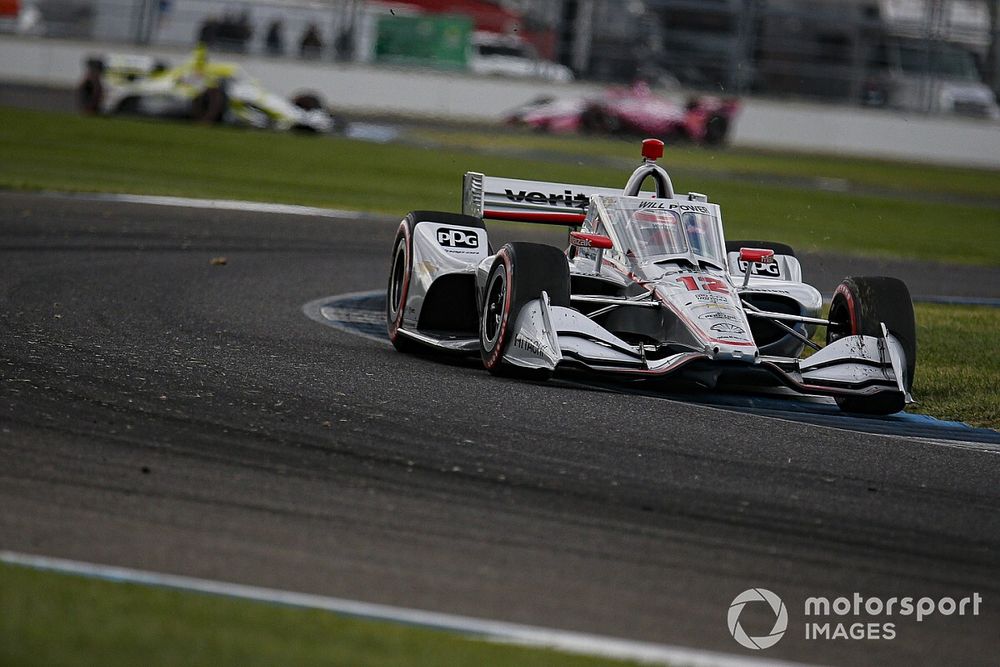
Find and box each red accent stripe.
[484,210,586,225]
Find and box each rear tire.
[580,105,620,135]
[78,72,104,114]
[827,276,916,415]
[386,211,485,354]
[703,113,729,146]
[480,242,571,380]
[191,86,227,123]
[292,91,324,111]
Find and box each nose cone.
[709,343,758,363]
[653,279,758,363]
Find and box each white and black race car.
[386,139,916,415]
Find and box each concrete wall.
[2,34,999,168]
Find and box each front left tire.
[827,276,916,415]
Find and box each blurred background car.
[78,45,336,132]
[505,82,740,145]
[468,30,573,81]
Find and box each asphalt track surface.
[2,192,999,666]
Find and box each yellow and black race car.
[78,45,335,133]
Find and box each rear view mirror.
[739,247,775,264]
[739,247,776,288]
[570,232,613,277]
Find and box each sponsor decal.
[569,232,612,249]
[638,200,710,213]
[505,189,589,210]
[436,227,480,249]
[514,333,543,355]
[696,314,740,322]
[692,292,730,304]
[710,322,745,334]
[739,259,781,278]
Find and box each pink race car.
[505,82,739,146]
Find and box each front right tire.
[386,210,485,354]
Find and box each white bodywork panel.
[402,221,489,331]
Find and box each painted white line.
[0,550,820,667]
[903,437,1000,454]
[38,191,393,221]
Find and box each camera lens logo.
[728,588,788,650]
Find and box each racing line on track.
[303,291,1000,449]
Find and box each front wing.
[504,294,911,402]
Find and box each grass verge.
[808,303,1000,429]
[1,106,998,265]
[0,563,637,667]
[410,127,1000,202]
[910,304,1000,428]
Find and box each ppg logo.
[738,260,781,277]
[437,228,480,249]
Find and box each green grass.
[412,128,1000,202]
[1,106,999,265]
[806,303,999,429]
[0,563,637,667]
[910,304,1000,428]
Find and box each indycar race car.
[505,82,740,145]
[78,46,335,133]
[386,139,916,415]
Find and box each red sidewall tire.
[827,276,916,414]
[480,248,513,371]
[386,221,412,348]
[832,283,860,337]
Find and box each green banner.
[375,14,472,69]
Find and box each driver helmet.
[633,209,682,253]
[683,212,707,253]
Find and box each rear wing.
[462,172,654,226]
